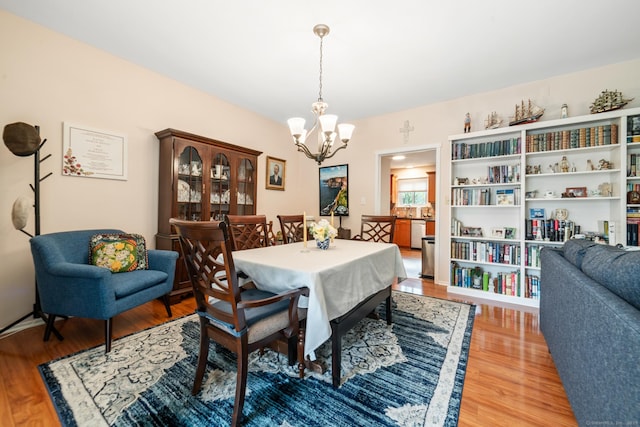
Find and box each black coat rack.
[0,126,60,338]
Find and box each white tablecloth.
[232,239,407,356]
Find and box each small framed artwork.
[461,226,483,237]
[319,164,349,216]
[265,156,286,191]
[491,227,505,238]
[529,208,546,219]
[565,186,587,198]
[504,227,516,239]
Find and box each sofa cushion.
[90,233,148,273]
[581,244,640,310]
[562,239,599,268]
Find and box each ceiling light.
[287,24,354,165]
[392,155,406,160]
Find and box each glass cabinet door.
[210,153,231,221]
[177,146,203,220]
[236,158,255,215]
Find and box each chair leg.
[43,314,56,341]
[297,326,306,379]
[386,294,392,325]
[232,340,249,427]
[192,320,210,395]
[105,318,113,353]
[163,294,172,318]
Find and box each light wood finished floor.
[0,249,577,426]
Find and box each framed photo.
[529,208,546,219]
[62,122,127,180]
[491,227,505,238]
[496,188,515,205]
[461,226,483,237]
[565,186,587,198]
[265,156,285,190]
[504,227,516,239]
[319,164,349,216]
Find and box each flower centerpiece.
[309,219,337,250]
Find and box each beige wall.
[2,9,640,331]
[0,10,305,331]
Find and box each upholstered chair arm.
[147,249,179,275]
[37,262,117,319]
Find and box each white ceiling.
[3,0,640,128]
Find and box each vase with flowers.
[309,219,338,250]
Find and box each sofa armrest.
[147,249,179,274]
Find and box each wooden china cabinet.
[155,128,262,303]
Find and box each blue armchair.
[30,229,179,352]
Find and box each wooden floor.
[0,249,577,426]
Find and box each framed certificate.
[62,122,127,180]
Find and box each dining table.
[232,238,407,386]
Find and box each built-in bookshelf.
[448,106,640,307]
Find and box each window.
[397,178,428,206]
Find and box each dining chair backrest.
[277,214,305,244]
[169,219,243,328]
[354,215,397,243]
[226,214,270,251]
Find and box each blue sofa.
[540,240,640,425]
[30,229,179,352]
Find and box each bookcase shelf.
[448,106,640,307]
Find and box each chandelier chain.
[318,36,324,102]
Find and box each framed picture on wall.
[319,164,349,216]
[265,156,285,190]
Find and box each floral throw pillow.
[90,233,148,273]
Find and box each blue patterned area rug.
[39,292,475,427]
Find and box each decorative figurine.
[597,159,611,170]
[587,159,595,170]
[560,156,570,173]
[561,104,568,118]
[464,113,471,133]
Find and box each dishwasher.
[410,219,425,249]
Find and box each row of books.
[451,241,521,265]
[452,137,521,160]
[449,263,540,299]
[487,164,520,184]
[627,182,640,192]
[627,153,640,177]
[627,219,640,246]
[451,187,521,206]
[524,244,543,268]
[525,219,579,242]
[524,275,541,300]
[525,124,619,152]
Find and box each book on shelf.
[598,220,616,245]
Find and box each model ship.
[484,111,503,129]
[509,99,544,126]
[590,89,633,114]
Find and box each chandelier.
[287,24,354,165]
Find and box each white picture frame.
[62,122,128,180]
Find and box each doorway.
[375,144,441,282]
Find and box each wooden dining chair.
[225,214,270,251]
[169,219,308,427]
[352,215,397,243]
[277,214,305,244]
